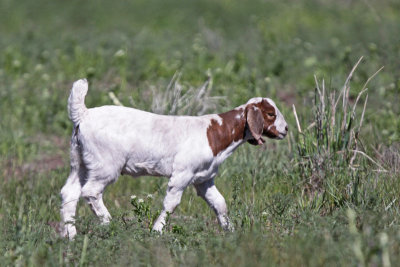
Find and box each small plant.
[268,193,291,217]
[171,225,186,235]
[130,194,159,229]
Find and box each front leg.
[194,179,234,231]
[152,171,193,233]
[152,185,184,232]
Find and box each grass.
[1,0,400,265]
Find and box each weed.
[292,58,386,212]
[129,194,159,230]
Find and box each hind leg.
[60,170,82,239]
[81,178,112,224]
[61,128,85,239]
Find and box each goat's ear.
[246,105,264,145]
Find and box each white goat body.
[60,79,288,239]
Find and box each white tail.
[68,79,89,126]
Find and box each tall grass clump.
[293,57,385,210]
[109,71,226,116]
[150,72,226,116]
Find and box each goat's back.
[77,105,215,168]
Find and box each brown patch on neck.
[207,108,246,156]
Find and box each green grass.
[1,0,400,265]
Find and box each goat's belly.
[121,157,174,178]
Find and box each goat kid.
[60,79,288,239]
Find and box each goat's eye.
[267,113,276,117]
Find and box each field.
[1,0,400,265]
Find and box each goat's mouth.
[264,131,279,139]
[273,131,288,140]
[248,131,286,145]
[277,132,287,139]
[263,131,287,140]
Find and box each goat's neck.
[206,108,247,157]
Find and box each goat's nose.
[285,125,288,132]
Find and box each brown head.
[245,97,288,145]
[206,97,288,156]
